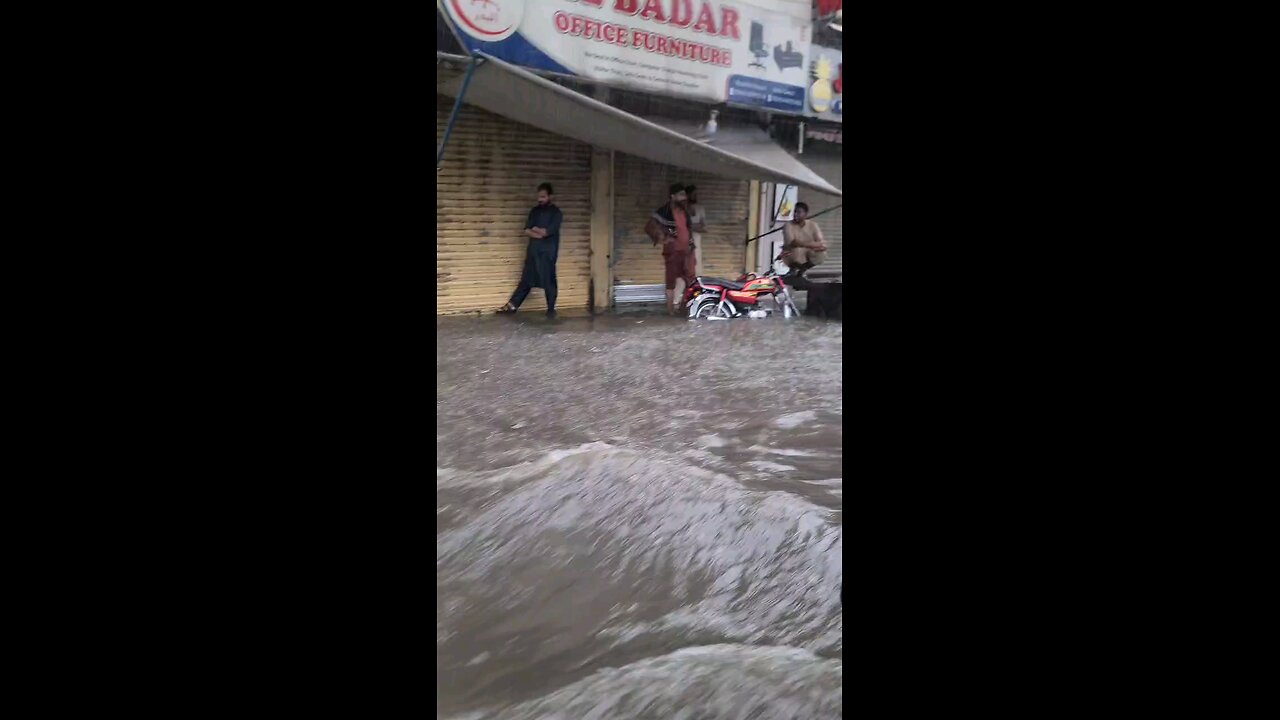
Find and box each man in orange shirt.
[645,183,696,315]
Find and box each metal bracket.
[436,55,485,171]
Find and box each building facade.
[436,0,840,315]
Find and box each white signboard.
[441,0,813,113]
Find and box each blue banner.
[725,76,807,113]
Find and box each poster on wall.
[806,44,842,122]
[440,0,813,113]
[773,184,798,222]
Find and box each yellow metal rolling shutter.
[692,174,751,279]
[612,153,750,290]
[612,154,669,287]
[436,95,593,315]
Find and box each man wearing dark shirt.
[498,182,563,317]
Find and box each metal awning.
[436,52,841,197]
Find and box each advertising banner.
[806,44,841,122]
[774,184,798,222]
[440,0,812,113]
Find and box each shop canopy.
[436,52,841,197]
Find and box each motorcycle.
[684,266,802,320]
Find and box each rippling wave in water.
[438,315,842,718]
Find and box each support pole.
[437,56,483,171]
[589,148,614,312]
[745,180,760,274]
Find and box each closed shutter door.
[612,154,670,288]
[435,95,593,314]
[694,174,751,280]
[795,148,842,276]
[612,153,750,293]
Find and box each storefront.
[796,126,842,278]
[436,0,840,314]
[437,53,839,314]
[434,96,594,315]
[797,41,843,279]
[611,153,751,303]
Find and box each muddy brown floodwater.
[437,313,842,719]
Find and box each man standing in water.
[498,183,562,317]
[685,184,708,276]
[645,183,695,315]
[781,201,828,278]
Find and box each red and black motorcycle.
[683,266,801,320]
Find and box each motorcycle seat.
[700,277,748,290]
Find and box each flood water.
[437,313,842,719]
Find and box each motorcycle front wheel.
[688,294,732,320]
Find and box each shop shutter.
[435,95,593,314]
[794,148,843,276]
[612,153,750,296]
[695,174,752,280]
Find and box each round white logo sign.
[445,0,524,43]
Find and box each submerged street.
[437,314,843,718]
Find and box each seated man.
[781,201,827,277]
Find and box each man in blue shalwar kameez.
[498,183,563,318]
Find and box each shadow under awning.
[437,52,841,197]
